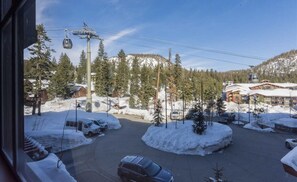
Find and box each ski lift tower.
[72,23,100,112]
[248,65,259,83]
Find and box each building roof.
[226,82,297,93]
[249,89,297,97]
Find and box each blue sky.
[36,0,297,71]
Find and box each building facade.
[225,82,297,106]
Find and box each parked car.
[65,118,101,136]
[285,138,297,149]
[218,113,235,124]
[118,155,174,182]
[91,119,108,131]
[292,114,297,119]
[185,108,196,119]
[170,111,181,120]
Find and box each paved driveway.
[61,115,297,182]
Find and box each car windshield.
[145,162,161,176]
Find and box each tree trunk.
[37,98,41,116]
[32,95,36,115]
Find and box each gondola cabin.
[249,73,259,83]
[63,38,73,49]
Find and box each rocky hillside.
[254,50,297,76]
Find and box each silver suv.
[117,155,174,182]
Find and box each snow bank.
[27,153,76,182]
[25,110,121,131]
[26,130,92,153]
[24,109,120,152]
[243,122,274,132]
[274,118,297,128]
[281,147,297,171]
[225,101,297,130]
[142,121,232,156]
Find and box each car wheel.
[88,132,92,137]
[120,175,129,182]
[286,142,291,149]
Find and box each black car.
[218,113,235,124]
[117,155,174,182]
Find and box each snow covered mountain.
[109,54,169,67]
[254,50,297,76]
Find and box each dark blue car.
[117,155,174,182]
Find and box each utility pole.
[182,93,185,124]
[165,83,168,128]
[165,48,171,128]
[155,58,161,110]
[72,23,100,112]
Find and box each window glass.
[145,162,161,176]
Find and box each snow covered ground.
[23,96,297,181]
[226,102,297,132]
[142,121,232,156]
[24,97,121,182]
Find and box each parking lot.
[60,115,296,182]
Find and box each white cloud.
[36,0,59,24]
[104,28,138,47]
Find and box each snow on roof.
[226,82,297,93]
[272,83,297,88]
[226,82,297,97]
[281,146,297,172]
[249,89,297,97]
[225,83,254,92]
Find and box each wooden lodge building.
[225,82,297,106]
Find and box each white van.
[65,118,101,136]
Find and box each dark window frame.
[0,0,36,181]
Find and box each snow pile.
[281,146,297,171]
[142,121,232,156]
[274,118,297,128]
[243,122,274,132]
[26,130,92,153]
[25,109,121,153]
[27,153,76,182]
[25,110,121,131]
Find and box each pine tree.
[94,40,109,96]
[114,49,129,97]
[102,59,113,96]
[166,62,177,111]
[182,71,193,105]
[129,56,140,108]
[174,53,182,99]
[77,50,87,84]
[192,103,207,135]
[49,53,74,98]
[216,97,226,116]
[205,163,228,182]
[94,56,104,95]
[152,99,163,126]
[51,57,58,71]
[139,65,155,109]
[130,56,140,96]
[27,24,54,115]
